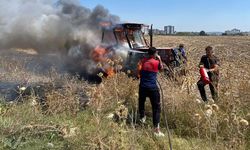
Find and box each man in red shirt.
[138,47,164,137]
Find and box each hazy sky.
[80,0,250,32]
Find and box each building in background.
[207,32,223,36]
[242,32,250,36]
[164,25,175,35]
[225,28,241,35]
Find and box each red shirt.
[139,57,161,89]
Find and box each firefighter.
[197,46,220,102]
[138,47,165,137]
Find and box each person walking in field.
[138,47,165,137]
[197,46,220,102]
[173,44,187,67]
[170,44,188,76]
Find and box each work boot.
[154,127,165,137]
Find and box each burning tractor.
[65,23,178,81]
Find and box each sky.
[80,0,250,32]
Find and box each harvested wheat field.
[0,36,249,150]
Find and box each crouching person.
[138,47,165,137]
[197,46,220,102]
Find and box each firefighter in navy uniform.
[138,47,165,137]
[197,46,220,102]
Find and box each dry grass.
[0,36,249,150]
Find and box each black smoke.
[0,0,120,52]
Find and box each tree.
[199,31,207,36]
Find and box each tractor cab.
[101,23,176,75]
[101,23,149,48]
[66,23,177,80]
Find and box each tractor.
[66,23,178,81]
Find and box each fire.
[105,67,115,77]
[91,45,115,77]
[91,46,108,62]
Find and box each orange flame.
[91,46,107,62]
[105,67,115,77]
[91,45,115,77]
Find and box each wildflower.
[118,56,123,62]
[204,104,212,110]
[233,118,239,125]
[208,98,214,103]
[69,127,79,137]
[117,65,123,70]
[31,99,37,106]
[47,143,54,148]
[86,91,91,97]
[99,83,104,89]
[224,91,230,96]
[239,119,249,127]
[235,99,241,105]
[96,63,102,68]
[205,109,213,117]
[121,108,128,118]
[135,93,139,97]
[233,93,239,98]
[107,113,114,119]
[109,122,117,128]
[121,72,126,76]
[211,104,219,111]
[224,118,229,123]
[108,60,115,66]
[63,127,79,138]
[194,113,202,120]
[19,87,26,91]
[115,105,128,120]
[231,113,237,120]
[97,72,103,77]
[195,99,202,104]
[119,105,126,109]
[106,58,112,63]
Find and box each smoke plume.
[0,0,120,52]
